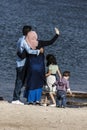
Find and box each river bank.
[0,101,87,130]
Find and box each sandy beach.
[0,101,87,130]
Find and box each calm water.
[0,0,87,101]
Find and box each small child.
[43,54,62,106]
[53,71,72,108]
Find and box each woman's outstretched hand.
[55,27,60,35]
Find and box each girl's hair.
[46,54,57,66]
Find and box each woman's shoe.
[35,101,41,105]
[28,102,34,105]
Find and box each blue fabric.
[56,90,66,107]
[27,88,42,103]
[26,54,45,90]
[13,67,24,100]
[26,53,45,102]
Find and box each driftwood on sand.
[42,90,87,98]
[67,101,87,107]
[67,91,87,98]
[67,91,87,107]
[42,90,87,107]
